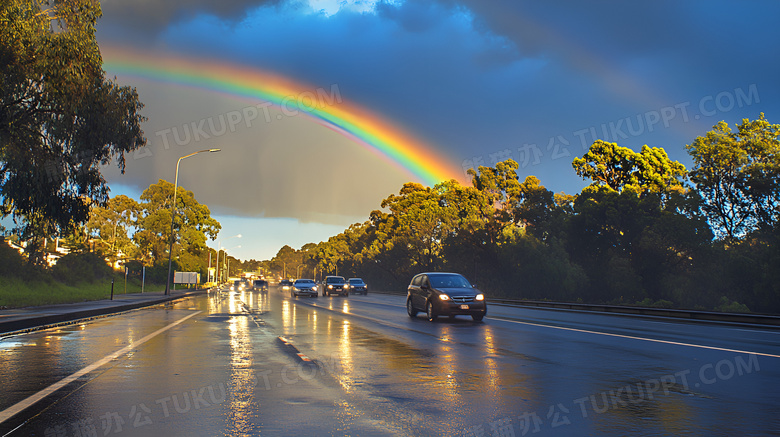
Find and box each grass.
[0,275,166,309]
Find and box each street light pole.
[215,234,241,284]
[223,245,241,283]
[165,148,221,295]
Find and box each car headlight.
[312,286,317,291]
[293,287,300,291]
[476,294,484,301]
[328,285,333,289]
[439,294,450,301]
[344,284,350,289]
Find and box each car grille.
[450,297,474,304]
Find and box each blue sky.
[96,0,780,261]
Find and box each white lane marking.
[489,316,780,359]
[297,297,780,359]
[0,311,202,425]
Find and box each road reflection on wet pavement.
[1,288,778,436]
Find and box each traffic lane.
[279,295,506,435]
[338,293,780,358]
[0,296,213,435]
[2,290,401,437]
[0,299,205,420]
[288,293,780,436]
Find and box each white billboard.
[174,271,199,284]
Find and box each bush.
[715,296,750,313]
[0,240,41,280]
[635,298,674,309]
[52,252,114,285]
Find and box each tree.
[133,180,220,266]
[573,140,687,201]
[270,245,300,278]
[0,0,146,263]
[86,194,139,261]
[467,160,522,243]
[686,114,780,240]
[515,175,558,239]
[377,182,454,271]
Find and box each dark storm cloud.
[99,0,281,33]
[101,0,780,225]
[419,0,780,93]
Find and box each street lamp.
[165,148,221,295]
[215,234,241,284]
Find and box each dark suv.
[347,278,368,295]
[407,272,486,322]
[323,276,348,297]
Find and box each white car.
[291,279,318,298]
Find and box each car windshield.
[349,279,363,284]
[327,277,345,283]
[429,274,472,289]
[294,279,314,285]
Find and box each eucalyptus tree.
[0,0,146,263]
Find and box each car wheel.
[426,301,437,322]
[472,314,484,322]
[407,299,417,317]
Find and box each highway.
[1,287,778,436]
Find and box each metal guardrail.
[488,298,780,327]
[367,290,780,328]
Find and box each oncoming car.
[323,276,348,297]
[253,279,269,292]
[279,279,293,292]
[291,279,318,298]
[347,278,368,295]
[406,272,486,322]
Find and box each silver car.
[291,279,318,298]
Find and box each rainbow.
[101,46,462,186]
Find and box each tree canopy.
[686,113,780,240]
[573,140,687,200]
[0,0,146,263]
[133,180,220,268]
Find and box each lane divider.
[277,336,312,362]
[0,311,202,426]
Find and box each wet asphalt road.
[1,287,779,436]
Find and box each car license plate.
[460,305,469,310]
